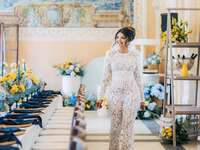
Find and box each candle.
[22,59,26,71]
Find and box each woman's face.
[116,32,127,48]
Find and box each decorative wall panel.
[0,0,134,27]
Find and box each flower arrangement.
[160,117,189,145]
[54,61,84,77]
[84,94,96,110]
[146,52,161,65]
[63,94,77,106]
[144,83,164,101]
[0,71,26,106]
[0,72,26,95]
[85,100,96,110]
[161,127,173,140]
[0,61,41,108]
[137,83,164,119]
[161,18,192,43]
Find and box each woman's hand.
[96,99,103,109]
[140,101,146,111]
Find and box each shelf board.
[173,75,200,80]
[171,42,200,48]
[166,105,200,115]
[166,75,200,80]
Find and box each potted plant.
[146,52,161,71]
[161,18,192,43]
[137,83,164,119]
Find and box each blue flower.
[147,102,157,111]
[144,87,151,99]
[69,95,77,106]
[0,90,6,101]
[150,84,164,100]
[65,69,72,75]
[24,78,33,89]
[146,53,160,65]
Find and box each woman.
[98,27,144,150]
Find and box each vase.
[97,107,108,117]
[159,115,173,128]
[62,76,81,97]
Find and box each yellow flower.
[10,84,18,94]
[165,127,172,132]
[167,132,172,138]
[31,74,39,84]
[0,77,6,83]
[18,84,25,92]
[161,19,192,43]
[7,72,17,81]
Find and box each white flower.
[70,71,76,77]
[74,67,79,73]
[69,65,74,70]
[144,111,151,118]
[147,102,157,111]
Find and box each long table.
[14,95,63,150]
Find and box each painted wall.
[0,0,121,11]
[18,28,118,90]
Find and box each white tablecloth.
[15,95,63,150]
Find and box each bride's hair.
[110,27,136,52]
[114,27,136,43]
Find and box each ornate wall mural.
[0,0,134,27]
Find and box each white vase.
[97,107,108,117]
[62,76,81,96]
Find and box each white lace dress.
[98,48,144,150]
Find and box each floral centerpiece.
[0,72,26,109]
[146,52,161,65]
[160,117,189,145]
[54,61,84,96]
[63,94,77,106]
[137,83,164,119]
[145,52,161,71]
[161,18,192,43]
[54,61,84,77]
[84,94,96,111]
[0,61,41,111]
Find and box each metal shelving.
[171,42,200,48]
[163,8,200,147]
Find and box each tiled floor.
[85,111,200,150]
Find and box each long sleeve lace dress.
[98,48,144,150]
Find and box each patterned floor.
[85,111,200,150]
